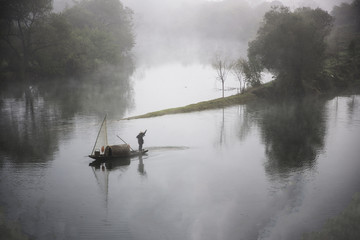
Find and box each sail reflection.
[91,164,110,205]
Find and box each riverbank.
[123,80,360,120]
[123,83,270,120]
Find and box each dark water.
[0,78,360,239]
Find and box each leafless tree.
[231,58,246,93]
[212,55,232,98]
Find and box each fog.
[120,0,352,11]
[268,0,352,10]
[1,1,359,240]
[121,0,352,65]
[121,0,275,65]
[54,0,352,66]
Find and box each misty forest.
[1,0,360,240]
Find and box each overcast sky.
[54,0,352,13]
[265,0,351,10]
[120,0,352,11]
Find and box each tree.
[0,0,53,79]
[326,0,360,87]
[0,0,135,79]
[231,58,245,93]
[212,55,232,98]
[30,13,72,76]
[248,7,333,96]
[61,0,134,75]
[240,57,263,88]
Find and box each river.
[0,63,360,240]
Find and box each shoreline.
[122,84,267,120]
[122,82,360,120]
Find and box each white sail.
[91,115,108,155]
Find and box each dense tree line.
[0,0,134,80]
[246,6,333,96]
[242,0,360,97]
[326,0,360,89]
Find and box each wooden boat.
[88,115,148,161]
[89,149,148,161]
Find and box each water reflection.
[138,155,147,176]
[91,163,110,205]
[0,91,359,240]
[90,155,147,176]
[90,158,130,170]
[35,66,134,118]
[0,67,133,165]
[244,98,327,178]
[347,95,359,124]
[0,85,62,164]
[236,105,255,141]
[90,157,132,208]
[219,108,226,146]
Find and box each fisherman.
[136,130,147,152]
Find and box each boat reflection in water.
[89,157,131,170]
[138,155,147,176]
[89,155,148,208]
[89,153,148,173]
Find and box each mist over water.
[118,0,349,115]
[1,0,359,240]
[1,89,360,239]
[120,0,352,65]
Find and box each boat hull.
[88,149,148,161]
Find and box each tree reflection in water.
[242,98,327,178]
[0,65,134,165]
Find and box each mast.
[91,114,108,155]
[104,115,108,147]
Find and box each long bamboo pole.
[116,135,135,151]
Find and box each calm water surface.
[0,74,360,240]
[127,63,273,116]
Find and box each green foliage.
[325,0,360,89]
[248,7,333,96]
[0,0,54,78]
[0,0,135,79]
[239,58,263,88]
[40,0,134,77]
[31,13,72,76]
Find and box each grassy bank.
[122,80,360,120]
[122,84,270,120]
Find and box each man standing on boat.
[136,130,147,151]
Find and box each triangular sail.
[91,115,108,155]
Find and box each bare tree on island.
[231,58,247,93]
[212,54,232,98]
